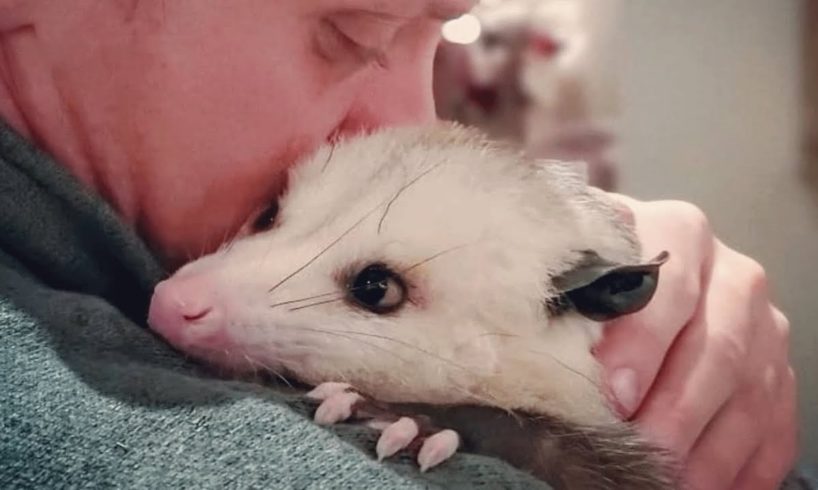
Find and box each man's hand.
[595,195,798,490]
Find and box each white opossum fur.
[158,122,645,427]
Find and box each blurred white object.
[434,0,623,189]
[441,14,482,45]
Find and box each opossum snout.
[148,276,231,350]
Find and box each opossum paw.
[305,384,462,472]
[310,383,363,425]
[418,429,460,472]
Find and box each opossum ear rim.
[552,251,670,322]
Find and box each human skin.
[0,1,797,488]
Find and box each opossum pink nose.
[148,278,227,348]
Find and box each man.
[0,1,799,488]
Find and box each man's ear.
[552,251,670,322]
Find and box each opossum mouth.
[163,329,323,385]
[172,342,308,386]
[164,342,252,372]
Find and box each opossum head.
[148,123,665,424]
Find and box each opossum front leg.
[306,382,461,472]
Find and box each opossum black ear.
[552,251,670,322]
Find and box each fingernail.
[610,368,638,415]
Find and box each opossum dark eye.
[348,263,406,314]
[252,202,279,232]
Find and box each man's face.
[28,0,473,265]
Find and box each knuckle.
[664,200,712,237]
[737,255,769,296]
[772,308,791,345]
[716,251,770,305]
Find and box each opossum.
[148,123,675,489]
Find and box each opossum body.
[148,123,674,488]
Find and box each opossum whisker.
[241,352,266,379]
[241,351,294,388]
[284,326,418,368]
[198,233,210,261]
[212,343,296,389]
[288,297,345,311]
[321,141,337,173]
[240,320,396,368]
[270,245,470,308]
[221,223,242,256]
[265,309,540,411]
[201,347,237,380]
[260,360,292,386]
[526,348,601,390]
[466,331,602,391]
[183,246,195,264]
[377,158,446,234]
[217,229,237,257]
[223,236,237,256]
[268,325,503,408]
[400,244,470,273]
[274,281,391,310]
[267,198,386,294]
[269,290,342,308]
[213,230,226,254]
[311,327,473,375]
[470,332,517,339]
[203,230,227,259]
[270,284,391,308]
[455,331,603,397]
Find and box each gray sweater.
[0,121,550,489]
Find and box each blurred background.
[433,0,817,466]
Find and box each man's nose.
[334,51,438,137]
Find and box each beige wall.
[617,0,817,465]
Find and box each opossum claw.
[305,381,352,401]
[313,390,363,425]
[376,417,420,461]
[418,430,460,472]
